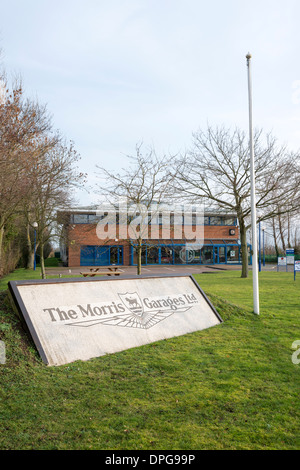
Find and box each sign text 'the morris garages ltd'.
[42,292,200,330]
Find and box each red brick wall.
[67,224,131,266]
[204,225,239,239]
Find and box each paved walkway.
[45,264,278,276]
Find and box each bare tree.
[96,144,176,275]
[0,61,84,277]
[24,137,85,278]
[173,125,300,277]
[271,211,300,254]
[0,75,52,269]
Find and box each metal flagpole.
[246,53,260,315]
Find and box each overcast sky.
[1,0,300,205]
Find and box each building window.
[224,217,236,226]
[174,246,185,264]
[227,246,239,263]
[147,246,160,264]
[160,246,173,264]
[210,216,223,225]
[129,242,243,266]
[132,246,147,265]
[72,213,109,224]
[88,214,98,223]
[202,246,214,263]
[73,214,89,224]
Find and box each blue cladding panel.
[80,246,121,266]
[95,246,110,266]
[80,246,95,266]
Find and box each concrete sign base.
[9,274,223,366]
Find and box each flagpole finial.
[246,52,252,59]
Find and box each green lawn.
[0,268,299,450]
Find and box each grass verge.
[0,268,299,450]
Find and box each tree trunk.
[272,218,280,256]
[137,239,142,275]
[0,225,4,273]
[239,219,248,278]
[287,213,291,248]
[26,223,34,269]
[27,251,35,270]
[278,213,286,252]
[40,241,46,279]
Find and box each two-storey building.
[58,205,249,267]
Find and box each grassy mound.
[0,291,40,366]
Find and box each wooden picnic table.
[80,268,124,277]
[88,266,121,273]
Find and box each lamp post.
[246,53,260,315]
[32,222,38,271]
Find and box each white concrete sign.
[9,274,222,366]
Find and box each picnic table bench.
[88,267,121,272]
[80,267,124,277]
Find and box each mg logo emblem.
[118,292,144,317]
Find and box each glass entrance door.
[214,246,219,264]
[218,246,226,263]
[110,246,123,265]
[202,246,213,264]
